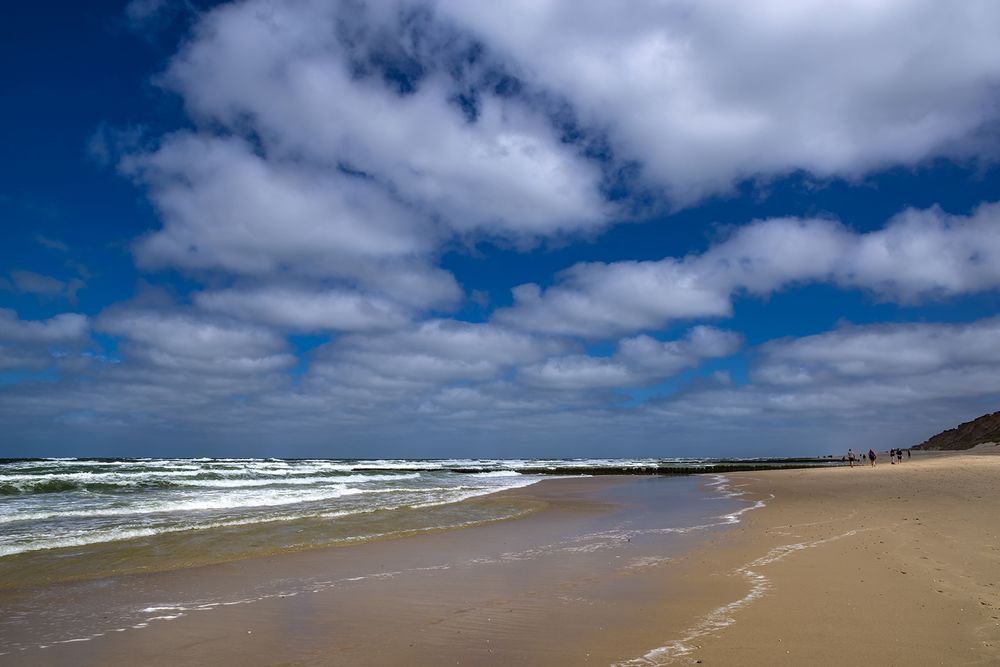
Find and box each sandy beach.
[658,450,1000,666]
[4,452,999,666]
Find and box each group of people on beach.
[888,448,910,464]
[846,447,910,467]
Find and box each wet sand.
[0,475,751,666]
[5,454,999,666]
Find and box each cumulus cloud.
[519,326,741,390]
[843,203,1000,299]
[654,316,1000,428]
[0,348,47,372]
[495,261,734,338]
[415,384,544,417]
[194,285,412,332]
[497,202,1000,337]
[153,0,610,242]
[128,135,434,276]
[98,307,295,374]
[0,309,89,343]
[438,0,1000,203]
[0,309,90,376]
[311,319,569,387]
[617,326,743,374]
[126,133,465,314]
[123,0,1000,311]
[518,356,635,391]
[754,317,1000,385]
[0,305,300,442]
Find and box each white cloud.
[128,135,434,276]
[194,286,411,332]
[520,326,741,390]
[497,202,1000,337]
[0,310,91,375]
[127,133,465,316]
[312,319,569,386]
[494,260,734,338]
[415,384,544,416]
[649,316,1000,432]
[158,0,610,241]
[618,326,742,374]
[843,202,1000,299]
[438,0,1000,203]
[518,355,634,391]
[754,317,1000,384]
[0,347,48,371]
[356,264,463,312]
[98,308,295,375]
[0,309,89,342]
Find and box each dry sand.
[647,452,1000,666]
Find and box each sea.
[1,458,547,559]
[0,457,789,659]
[0,457,738,571]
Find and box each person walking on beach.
[848,448,856,467]
[868,448,876,467]
[897,449,903,464]
[890,448,896,464]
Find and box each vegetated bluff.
[914,410,1000,450]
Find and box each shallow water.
[0,473,755,662]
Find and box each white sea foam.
[1,458,763,563]
[470,470,523,478]
[0,459,552,557]
[0,485,370,525]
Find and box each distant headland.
[914,410,1000,450]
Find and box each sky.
[3,0,1000,458]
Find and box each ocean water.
[0,458,530,558]
[0,457,720,579]
[0,460,761,659]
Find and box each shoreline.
[0,457,838,589]
[0,475,750,665]
[3,453,997,665]
[624,450,1000,665]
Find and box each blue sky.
[3,0,1000,458]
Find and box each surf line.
[618,527,866,666]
